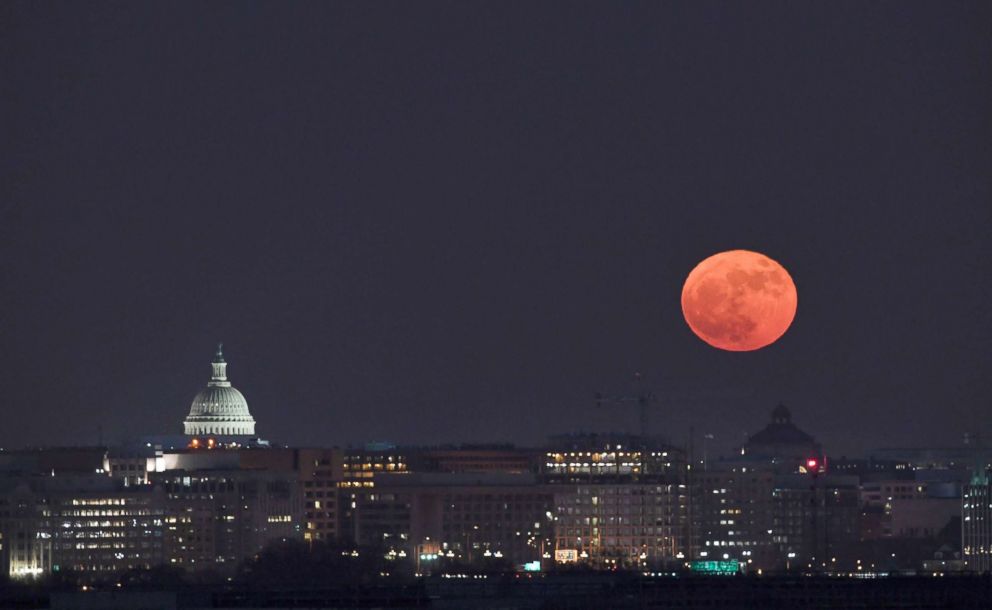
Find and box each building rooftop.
[746,404,816,447]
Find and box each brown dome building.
[740,404,822,471]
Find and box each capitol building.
[183,344,257,436]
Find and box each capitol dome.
[183,344,256,436]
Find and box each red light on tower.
[805,457,820,473]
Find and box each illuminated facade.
[48,487,165,574]
[341,447,409,487]
[183,345,256,437]
[542,434,684,482]
[338,447,409,543]
[554,483,687,568]
[0,481,51,579]
[0,476,165,579]
[105,448,155,486]
[542,436,689,568]
[963,475,992,572]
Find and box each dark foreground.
[4,574,991,609]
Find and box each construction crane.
[594,372,655,438]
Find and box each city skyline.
[1,403,986,581]
[3,3,990,458]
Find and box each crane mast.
[595,372,654,438]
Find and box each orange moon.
[681,250,797,351]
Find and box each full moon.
[681,250,797,351]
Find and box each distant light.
[806,458,819,471]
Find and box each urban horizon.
[0,335,988,606]
[1,343,989,582]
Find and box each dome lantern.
[209,343,230,387]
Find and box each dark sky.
[2,2,990,457]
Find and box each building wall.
[433,484,553,566]
[692,469,776,569]
[410,448,538,474]
[344,474,554,569]
[0,476,164,580]
[297,448,343,543]
[155,469,300,574]
[963,482,992,572]
[0,482,51,579]
[0,448,107,476]
[48,488,165,575]
[769,477,861,570]
[554,482,688,568]
[888,498,959,539]
[543,448,681,481]
[692,468,861,572]
[338,449,409,544]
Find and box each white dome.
[187,386,252,418]
[183,344,256,436]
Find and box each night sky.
[2,2,990,457]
